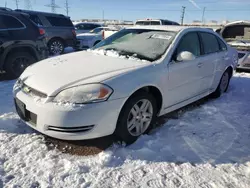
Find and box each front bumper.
[14,89,127,140]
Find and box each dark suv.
[15,9,77,55]
[0,8,48,78]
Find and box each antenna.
[5,1,7,8]
[45,0,60,13]
[24,0,32,10]
[65,0,69,16]
[180,6,186,25]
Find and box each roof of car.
[224,20,250,27]
[128,25,215,32]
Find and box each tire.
[48,39,65,55]
[115,91,157,145]
[93,40,101,46]
[4,51,36,79]
[211,69,230,98]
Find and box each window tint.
[200,32,220,54]
[0,15,24,29]
[218,38,227,51]
[46,16,73,27]
[176,32,201,57]
[29,15,43,26]
[150,21,161,25]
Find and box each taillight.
[102,30,104,39]
[39,28,45,35]
[72,29,76,36]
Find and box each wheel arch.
[122,85,163,115]
[1,45,38,69]
[48,37,65,46]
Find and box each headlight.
[53,84,113,104]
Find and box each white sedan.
[13,26,238,144]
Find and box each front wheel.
[4,51,36,79]
[211,70,230,98]
[115,91,157,145]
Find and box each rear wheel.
[211,69,230,98]
[48,39,65,55]
[4,51,36,79]
[115,91,157,145]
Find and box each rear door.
[166,32,203,106]
[198,32,221,92]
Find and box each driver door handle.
[197,62,203,68]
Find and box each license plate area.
[14,98,37,125]
[15,98,27,121]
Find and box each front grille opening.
[47,125,95,133]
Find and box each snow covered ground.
[1,72,250,188]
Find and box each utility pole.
[5,1,7,8]
[45,0,60,13]
[24,0,32,10]
[202,7,206,25]
[180,6,186,25]
[14,0,20,9]
[65,0,69,16]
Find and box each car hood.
[20,51,150,96]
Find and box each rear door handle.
[197,62,203,67]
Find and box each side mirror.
[176,51,196,62]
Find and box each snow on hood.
[20,51,150,96]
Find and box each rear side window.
[0,14,24,29]
[46,16,73,27]
[29,15,43,26]
[217,38,227,51]
[200,32,220,54]
[175,32,201,57]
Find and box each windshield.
[92,29,176,61]
[90,27,103,33]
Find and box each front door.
[166,32,203,107]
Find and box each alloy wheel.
[50,41,64,55]
[127,99,153,137]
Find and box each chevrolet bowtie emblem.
[23,86,31,93]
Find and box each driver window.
[174,32,201,60]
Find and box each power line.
[24,0,32,10]
[45,0,60,13]
[13,0,20,9]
